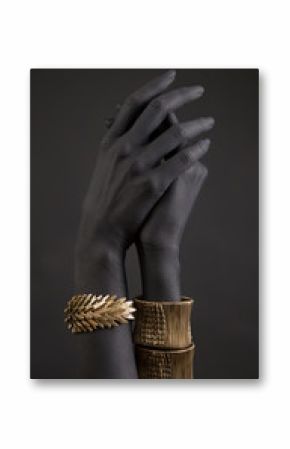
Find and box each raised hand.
[76,70,212,294]
[136,109,213,300]
[137,159,209,300]
[73,70,213,378]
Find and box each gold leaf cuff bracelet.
[64,294,135,333]
[133,297,193,349]
[135,344,195,379]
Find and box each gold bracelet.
[133,297,193,349]
[135,344,195,379]
[64,294,135,333]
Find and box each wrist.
[76,238,124,265]
[76,216,126,257]
[137,242,181,301]
[137,241,180,268]
[75,241,126,296]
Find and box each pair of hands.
[75,70,214,299]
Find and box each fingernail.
[196,85,205,96]
[203,117,215,128]
[200,138,211,150]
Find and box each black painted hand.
[135,107,213,300]
[139,161,208,251]
[73,71,214,378]
[76,70,212,292]
[137,160,209,300]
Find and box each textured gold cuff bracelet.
[136,344,195,379]
[133,297,193,349]
[64,294,135,333]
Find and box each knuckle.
[194,161,203,173]
[201,165,208,178]
[130,158,145,176]
[171,124,186,143]
[118,138,132,157]
[194,162,207,178]
[143,176,159,193]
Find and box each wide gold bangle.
[64,294,135,333]
[135,344,195,379]
[133,297,193,349]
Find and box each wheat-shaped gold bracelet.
[64,294,136,333]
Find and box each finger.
[163,162,208,209]
[105,104,126,129]
[163,162,208,226]
[130,85,204,143]
[180,163,208,222]
[142,117,214,166]
[188,162,208,184]
[109,70,176,137]
[147,111,176,144]
[106,108,177,137]
[185,162,208,203]
[150,138,211,192]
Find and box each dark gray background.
[31,69,259,379]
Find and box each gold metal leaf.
[64,294,136,333]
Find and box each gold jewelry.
[133,297,193,349]
[64,294,135,333]
[135,344,195,379]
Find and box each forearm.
[137,243,181,301]
[74,245,138,379]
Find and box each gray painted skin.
[74,70,214,378]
